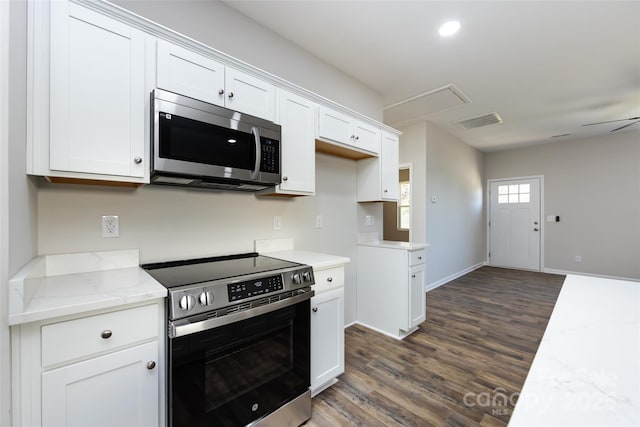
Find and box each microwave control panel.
[228,274,284,302]
[260,138,280,173]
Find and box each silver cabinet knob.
[411,274,416,278]
[283,176,288,182]
[534,221,539,225]
[355,135,359,141]
[134,157,142,164]
[101,330,112,339]
[350,134,356,140]
[327,277,333,283]
[218,89,224,95]
[147,361,156,370]
[534,228,539,232]
[312,307,318,313]
[384,189,388,193]
[418,256,422,260]
[179,294,196,311]
[228,92,234,98]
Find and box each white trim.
[425,262,485,292]
[486,175,545,272]
[343,320,358,329]
[350,321,412,341]
[543,268,640,283]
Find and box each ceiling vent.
[457,112,503,129]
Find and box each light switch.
[547,215,555,222]
[431,196,437,203]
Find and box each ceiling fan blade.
[582,116,640,126]
[609,120,640,132]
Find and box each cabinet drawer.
[409,250,425,266]
[313,266,345,293]
[41,304,158,368]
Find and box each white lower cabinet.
[357,244,427,339]
[310,287,344,396]
[11,301,164,427]
[42,341,158,427]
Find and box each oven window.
[169,301,310,427]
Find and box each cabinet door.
[49,1,145,178]
[278,90,315,194]
[156,39,225,106]
[225,67,276,121]
[311,288,344,393]
[317,106,352,144]
[353,121,381,154]
[42,341,159,427]
[380,132,399,200]
[408,265,426,328]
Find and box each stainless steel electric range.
[141,252,315,427]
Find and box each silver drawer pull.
[101,330,112,339]
[327,277,333,283]
[312,307,318,313]
[147,361,156,370]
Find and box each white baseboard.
[350,321,409,341]
[425,262,486,292]
[344,320,358,329]
[543,268,640,283]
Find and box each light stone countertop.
[509,274,640,426]
[267,250,350,270]
[8,250,166,325]
[357,240,429,250]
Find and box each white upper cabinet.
[48,1,147,180]
[225,68,276,121]
[156,40,276,121]
[317,106,381,156]
[156,39,225,106]
[357,131,399,202]
[259,90,315,196]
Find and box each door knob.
[147,361,156,370]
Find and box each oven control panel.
[228,275,283,302]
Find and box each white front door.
[489,178,541,271]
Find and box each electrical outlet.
[273,216,282,231]
[365,215,375,226]
[315,215,323,229]
[101,215,119,238]
[575,255,582,262]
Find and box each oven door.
[168,299,310,427]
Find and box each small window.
[398,181,410,230]
[498,184,530,204]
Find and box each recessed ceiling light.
[439,20,460,37]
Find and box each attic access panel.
[383,84,470,126]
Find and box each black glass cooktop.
[141,252,300,289]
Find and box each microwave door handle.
[251,126,261,179]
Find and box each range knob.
[302,271,313,283]
[292,273,302,285]
[199,291,214,306]
[179,294,196,311]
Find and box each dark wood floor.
[307,266,564,427]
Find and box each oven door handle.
[169,289,314,338]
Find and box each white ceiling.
[223,0,640,151]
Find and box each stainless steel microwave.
[151,89,281,191]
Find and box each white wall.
[398,121,484,289]
[112,0,383,120]
[484,131,640,280]
[425,123,484,287]
[2,1,39,424]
